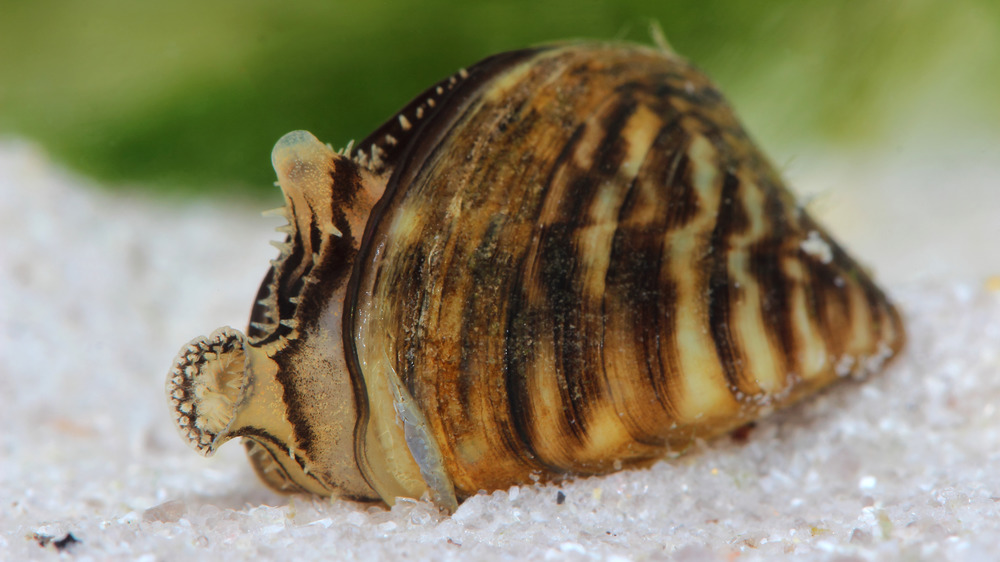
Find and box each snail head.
[165,130,387,499]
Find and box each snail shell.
[167,41,904,512]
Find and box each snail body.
[167,42,904,511]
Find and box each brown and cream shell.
[166,41,905,512]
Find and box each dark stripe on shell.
[707,171,751,394]
[749,181,795,380]
[797,221,851,361]
[502,122,590,475]
[608,117,688,434]
[534,97,639,447]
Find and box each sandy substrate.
[2,139,999,561]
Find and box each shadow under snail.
[166,40,905,512]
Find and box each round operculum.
[166,326,251,455]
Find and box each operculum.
[166,327,293,461]
[166,326,336,496]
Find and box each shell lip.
[166,326,252,456]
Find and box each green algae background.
[1,0,996,199]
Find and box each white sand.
[2,139,999,561]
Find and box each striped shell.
[167,41,905,512]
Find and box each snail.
[166,41,904,512]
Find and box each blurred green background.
[1,0,996,200]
